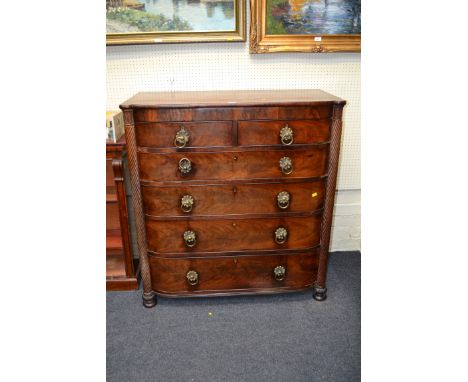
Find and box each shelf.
[106,253,126,278]
[106,259,140,291]
[106,232,123,250]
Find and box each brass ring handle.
[174,126,190,148]
[181,195,194,213]
[274,227,288,244]
[279,156,293,175]
[183,230,197,248]
[178,157,192,175]
[280,125,294,145]
[274,265,286,281]
[186,270,199,286]
[277,191,290,210]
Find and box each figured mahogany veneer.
[150,250,320,296]
[131,104,333,123]
[146,215,322,254]
[141,180,326,217]
[238,119,330,146]
[138,147,328,182]
[136,121,233,148]
[120,89,345,307]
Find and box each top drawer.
[238,120,330,146]
[135,121,233,148]
[131,105,333,123]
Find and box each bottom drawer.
[149,250,319,296]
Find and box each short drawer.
[238,120,330,146]
[149,251,319,295]
[146,215,321,254]
[142,180,326,217]
[135,121,233,148]
[138,146,328,182]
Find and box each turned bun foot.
[313,285,327,301]
[142,291,157,308]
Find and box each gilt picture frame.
[106,0,245,45]
[250,0,360,53]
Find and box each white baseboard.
[330,189,361,252]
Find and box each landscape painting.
[266,0,360,35]
[250,0,360,53]
[106,0,245,45]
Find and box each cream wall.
[107,23,361,251]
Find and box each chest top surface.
[120,89,346,109]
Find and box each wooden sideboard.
[106,137,139,290]
[120,89,345,307]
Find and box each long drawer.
[142,180,326,217]
[146,215,321,254]
[149,251,319,295]
[138,147,328,182]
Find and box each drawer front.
[238,120,330,146]
[138,147,328,182]
[146,215,321,254]
[142,180,326,217]
[135,121,233,148]
[132,105,332,123]
[150,251,319,295]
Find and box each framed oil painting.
[250,0,360,53]
[106,0,245,45]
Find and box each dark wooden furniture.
[106,136,139,290]
[120,90,345,307]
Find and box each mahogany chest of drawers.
[120,90,345,308]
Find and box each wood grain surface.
[138,147,328,182]
[238,119,330,146]
[106,202,121,230]
[146,215,322,254]
[135,121,233,148]
[141,180,326,217]
[132,105,333,123]
[120,89,345,109]
[149,250,319,295]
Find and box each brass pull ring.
[274,227,288,245]
[277,191,290,210]
[186,270,199,286]
[183,230,197,248]
[181,195,194,213]
[279,156,293,175]
[174,126,190,148]
[280,125,294,145]
[178,157,192,175]
[274,265,286,281]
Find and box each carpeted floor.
[107,251,360,382]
